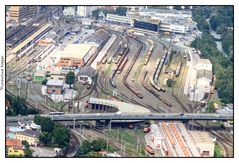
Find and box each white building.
[149,124,165,149]
[194,59,213,101]
[106,14,133,26]
[63,6,76,17]
[76,6,97,17]
[196,59,212,71]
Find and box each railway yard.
[5,6,233,158]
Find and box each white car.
[95,113,101,116]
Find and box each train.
[117,57,128,74]
[150,79,165,92]
[122,38,144,99]
[109,77,116,88]
[141,80,172,107]
[175,62,182,77]
[109,69,117,88]
[143,40,154,65]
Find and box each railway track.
[122,36,144,99]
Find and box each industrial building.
[190,131,215,157]
[46,79,64,94]
[194,59,213,101]
[56,44,97,69]
[105,14,133,26]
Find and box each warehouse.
[190,131,215,157]
[56,44,97,69]
[194,59,213,101]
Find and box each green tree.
[39,132,52,145]
[91,139,107,151]
[22,140,29,149]
[24,149,32,157]
[52,126,70,148]
[11,96,26,115]
[65,71,75,88]
[166,79,173,87]
[34,116,54,133]
[75,140,91,156]
[42,79,48,85]
[214,143,222,157]
[115,7,127,16]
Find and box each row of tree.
[6,95,39,116]
[34,116,70,148]
[75,139,109,157]
[92,7,127,20]
[191,7,233,104]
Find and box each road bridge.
[7,113,233,123]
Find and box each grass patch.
[214,142,223,157]
[133,61,144,80]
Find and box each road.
[6,112,232,122]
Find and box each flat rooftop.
[61,44,94,59]
[190,131,214,145]
[46,79,64,86]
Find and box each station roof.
[12,24,51,54]
[61,44,94,59]
[89,98,151,114]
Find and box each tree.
[34,116,54,133]
[214,143,222,157]
[115,7,127,16]
[42,79,48,85]
[24,149,32,157]
[52,126,70,148]
[22,140,30,149]
[166,79,173,87]
[11,96,26,115]
[39,132,52,145]
[65,71,75,88]
[75,140,91,156]
[91,139,107,151]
